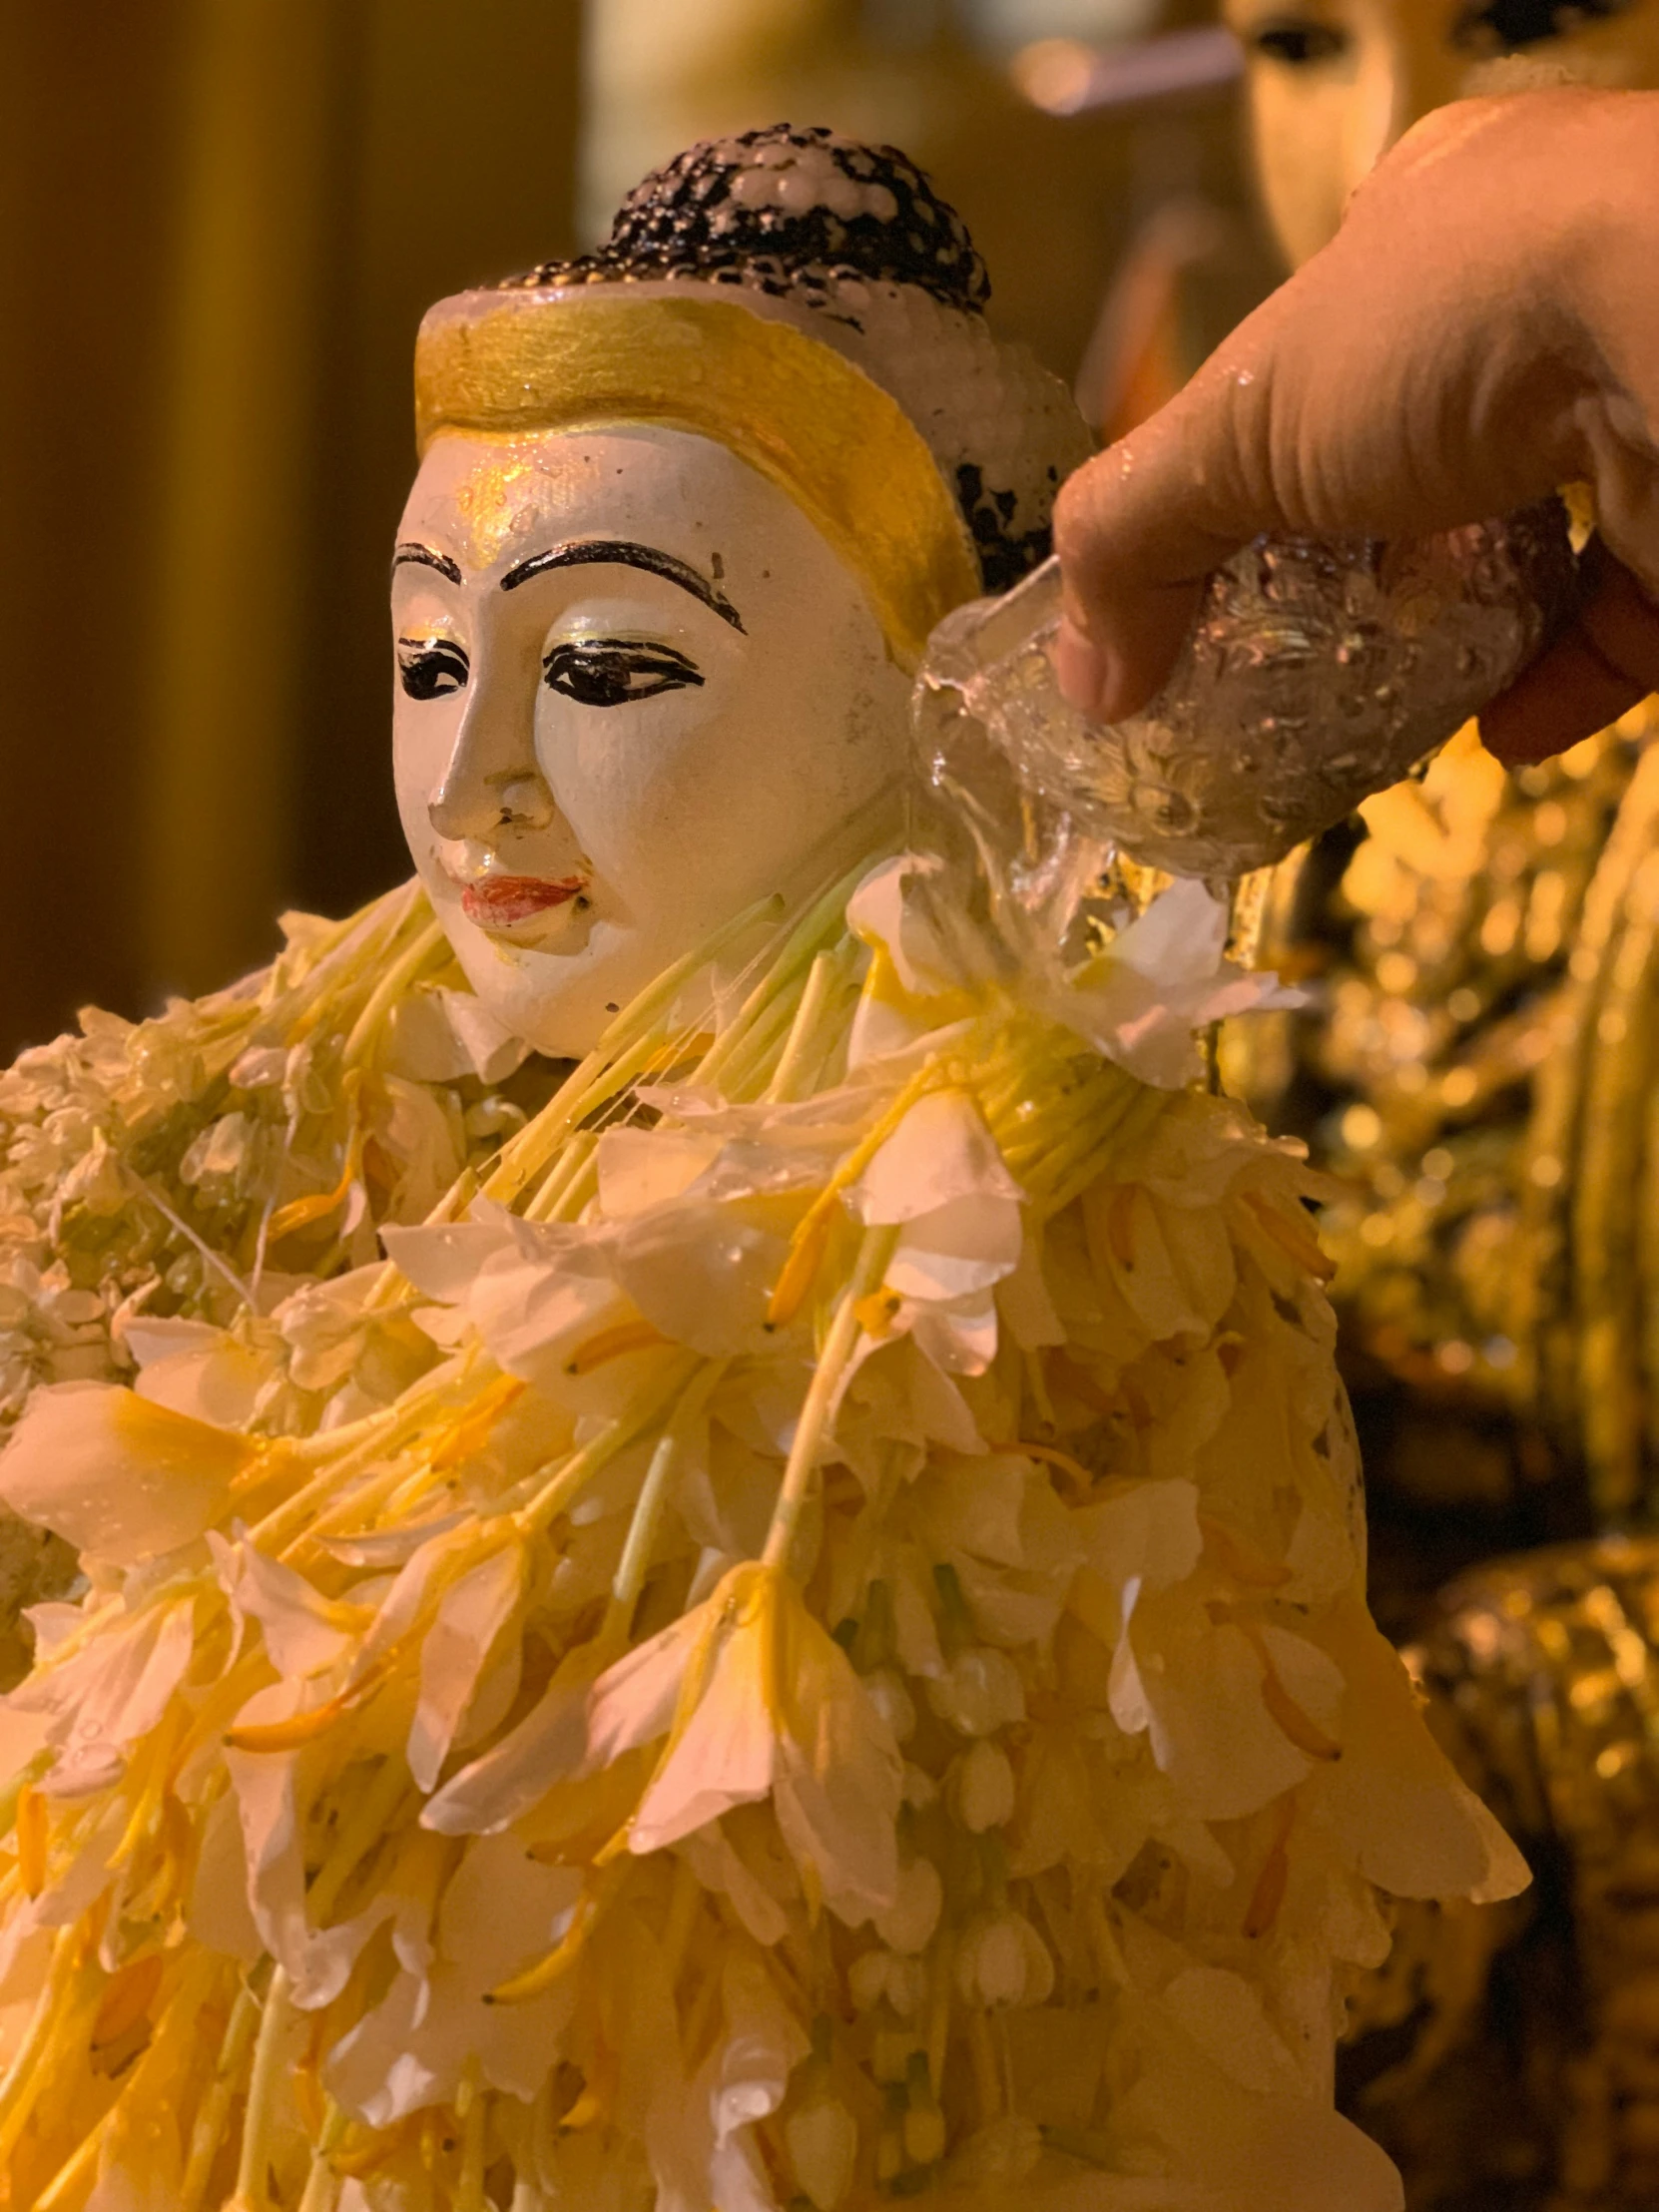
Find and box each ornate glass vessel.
[919,505,1576,879]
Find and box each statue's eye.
[397,638,469,700]
[543,640,705,709]
[1452,0,1631,48]
[1248,17,1351,62]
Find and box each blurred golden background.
[0,0,1274,1057]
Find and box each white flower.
[385,1213,638,1397]
[273,1264,427,1398]
[324,1835,585,2124]
[924,1645,1025,1737]
[954,1739,1016,1832]
[954,1907,1054,2009]
[595,1124,741,1216]
[421,1641,607,1837]
[870,1854,942,1953]
[222,1676,359,1995]
[905,1450,1083,1649]
[123,1317,269,1428]
[384,1169,791,1385]
[585,1560,903,1923]
[844,852,984,1067]
[1299,1590,1529,1905]
[1089,1479,1343,1822]
[407,1540,527,1791]
[846,855,969,998]
[1099,1970,1406,2212]
[846,1089,1024,1378]
[646,1950,812,2212]
[1078,1479,1530,1904]
[679,1822,794,1947]
[1067,879,1302,1089]
[787,2083,860,2210]
[209,1528,363,1680]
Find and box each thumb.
[1478,536,1659,764]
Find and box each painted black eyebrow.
[392,542,463,585]
[498,539,745,634]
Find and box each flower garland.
[0,849,1522,2212]
[0,883,546,1681]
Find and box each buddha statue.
[0,128,1517,2212]
[1217,12,1659,2203]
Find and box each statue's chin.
[446,921,661,1062]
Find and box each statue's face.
[1224,0,1659,268]
[393,425,909,1055]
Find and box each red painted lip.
[457,874,586,928]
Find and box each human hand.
[1052,88,1659,765]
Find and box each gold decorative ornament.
[1242,697,1659,1521]
[1348,1534,1659,2208]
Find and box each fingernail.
[1054,618,1115,721]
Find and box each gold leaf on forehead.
[446,448,567,575]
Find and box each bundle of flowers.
[0,850,1523,2212]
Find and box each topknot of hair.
[499,125,989,311]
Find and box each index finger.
[1051,351,1273,722]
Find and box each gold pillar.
[141,0,349,1000]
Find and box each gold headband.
[413,293,982,667]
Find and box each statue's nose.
[427,676,556,841]
[427,770,555,842]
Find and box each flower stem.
[703,980,808,1102]
[0,1924,85,2160]
[341,916,449,1070]
[456,2058,488,2212]
[230,1963,292,2211]
[692,859,869,1091]
[483,891,787,1210]
[523,1129,598,1224]
[179,1975,263,2210]
[763,1226,896,1574]
[608,1362,728,1626]
[764,946,848,1104]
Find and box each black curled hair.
[499,125,989,312]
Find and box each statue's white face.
[392,425,910,1055]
